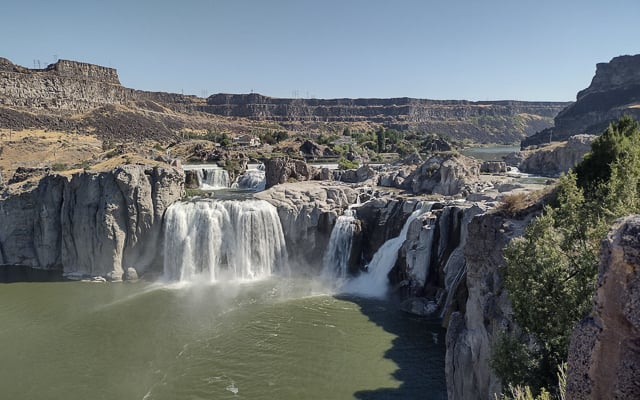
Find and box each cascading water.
[232,163,266,191]
[343,202,433,298]
[184,164,230,190]
[321,208,357,285]
[163,199,288,282]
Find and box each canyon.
[2,53,640,399]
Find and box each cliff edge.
[523,54,640,147]
[566,215,640,399]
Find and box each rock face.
[255,181,359,271]
[516,134,596,176]
[566,215,640,399]
[204,93,567,143]
[0,57,198,112]
[405,153,481,196]
[481,161,507,174]
[523,54,640,147]
[264,158,316,189]
[0,165,184,279]
[445,212,528,400]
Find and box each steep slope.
[523,54,640,147]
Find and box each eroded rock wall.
[445,211,529,400]
[523,54,640,147]
[0,165,184,279]
[255,181,359,271]
[566,215,640,399]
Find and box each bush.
[337,157,359,170]
[496,117,640,393]
[51,163,68,171]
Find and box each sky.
[1,0,639,101]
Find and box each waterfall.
[321,208,357,285]
[184,165,230,190]
[232,164,266,191]
[344,202,432,298]
[163,199,288,282]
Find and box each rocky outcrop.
[566,215,640,399]
[0,58,199,112]
[264,158,316,189]
[405,153,481,196]
[515,134,596,176]
[523,54,640,147]
[481,161,507,174]
[334,165,377,184]
[446,211,529,400]
[204,93,567,143]
[0,165,184,279]
[255,181,359,271]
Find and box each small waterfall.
[321,208,357,285]
[344,202,432,298]
[232,164,266,191]
[163,199,288,282]
[184,165,230,190]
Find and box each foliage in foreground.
[494,116,640,393]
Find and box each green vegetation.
[494,116,640,394]
[185,188,207,198]
[51,163,68,171]
[259,130,288,145]
[337,157,359,170]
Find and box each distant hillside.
[523,54,640,147]
[202,93,568,143]
[0,57,568,144]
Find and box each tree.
[495,116,640,393]
[376,128,386,153]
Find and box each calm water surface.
[0,278,446,399]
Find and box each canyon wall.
[0,57,568,144]
[523,54,640,147]
[0,57,200,112]
[204,93,567,143]
[0,165,184,279]
[566,215,640,399]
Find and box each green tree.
[496,116,640,393]
[376,128,386,153]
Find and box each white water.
[321,208,357,286]
[344,203,432,298]
[163,199,288,282]
[232,163,266,191]
[184,164,230,190]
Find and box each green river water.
[0,277,446,399]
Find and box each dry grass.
[499,188,552,217]
[0,129,102,178]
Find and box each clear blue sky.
[2,0,639,101]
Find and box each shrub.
[337,157,359,170]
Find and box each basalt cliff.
[523,54,640,147]
[0,57,568,144]
[0,165,184,280]
[203,93,566,143]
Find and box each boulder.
[299,140,322,158]
[480,161,507,174]
[406,153,480,196]
[264,158,315,189]
[334,165,376,183]
[566,215,640,399]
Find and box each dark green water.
[0,278,446,399]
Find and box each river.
[0,277,447,400]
